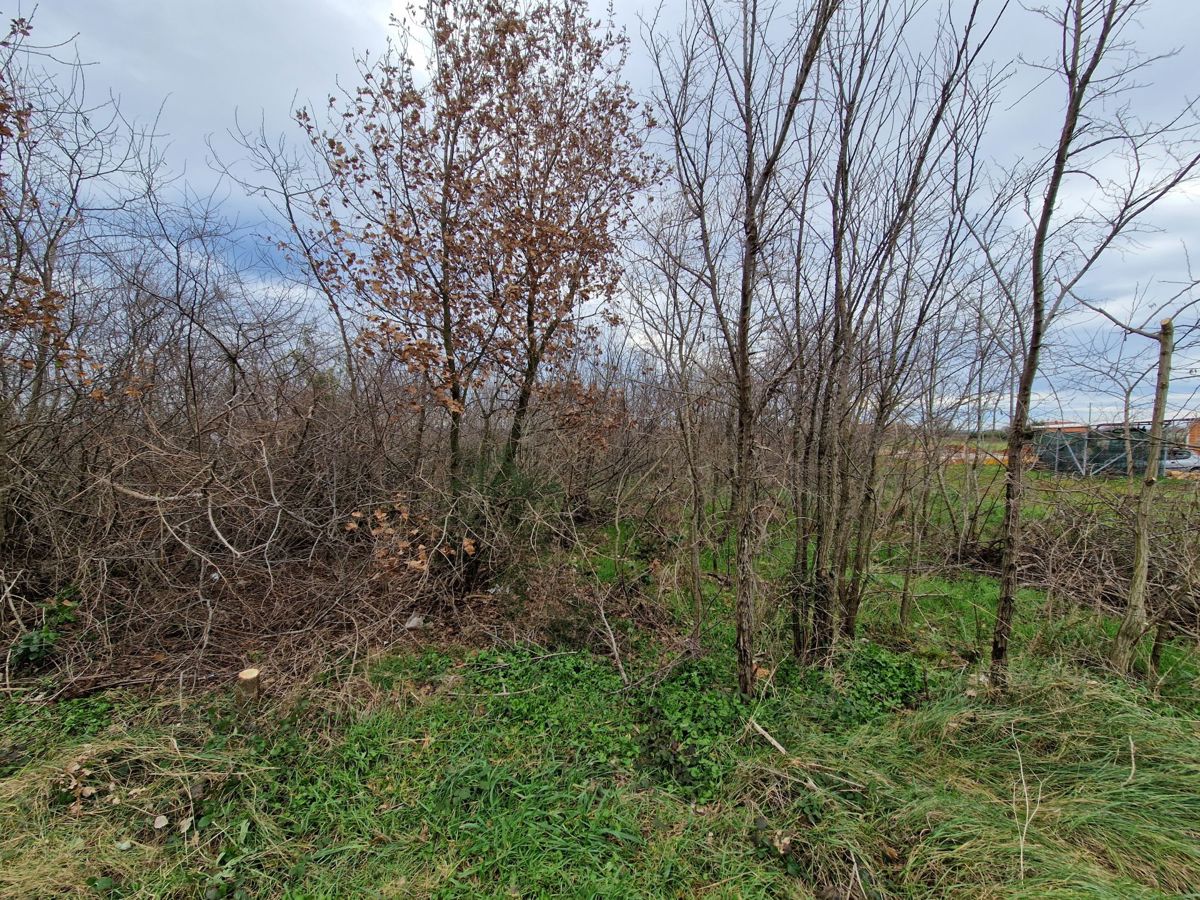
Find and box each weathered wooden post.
[1111,319,1173,675]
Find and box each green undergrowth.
[2,584,1199,898]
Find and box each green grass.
[3,566,1200,898]
[924,461,1200,546]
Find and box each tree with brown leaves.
[301,0,650,498]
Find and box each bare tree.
[646,0,839,695]
[975,0,1200,688]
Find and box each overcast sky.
[30,0,1200,423]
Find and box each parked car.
[1163,447,1200,471]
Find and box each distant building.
[1029,419,1200,476]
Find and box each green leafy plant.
[832,643,925,725]
[641,660,742,796]
[8,587,78,672]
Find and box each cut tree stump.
[235,668,261,709]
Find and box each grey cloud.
[32,0,1200,419]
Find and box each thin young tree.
[646,0,840,696]
[298,0,647,501]
[979,0,1200,688]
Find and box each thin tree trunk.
[991,382,1033,688]
[1123,392,1135,484]
[1149,619,1170,681]
[841,409,889,640]
[732,218,759,697]
[678,402,707,648]
[789,399,819,660]
[1111,319,1172,674]
[985,0,1179,688]
[991,0,1101,688]
[899,470,929,631]
[497,346,541,491]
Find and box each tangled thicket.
[2,0,1199,691]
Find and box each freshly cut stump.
[236,668,261,709]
